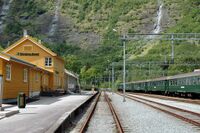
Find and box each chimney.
[23,29,28,37]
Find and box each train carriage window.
[186,77,191,85]
[190,77,193,85]
[198,77,200,84]
[186,78,189,85]
[177,79,181,85]
[193,77,198,85]
[178,78,184,85]
[170,80,177,86]
[160,81,163,86]
[158,81,160,86]
[183,78,187,85]
[170,80,173,85]
[175,80,178,86]
[170,80,174,86]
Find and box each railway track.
[117,92,200,128]
[80,92,124,133]
[132,93,200,105]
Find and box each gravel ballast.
[109,93,200,133]
[130,94,200,114]
[86,92,117,133]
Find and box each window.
[23,69,28,82]
[6,64,11,80]
[45,57,52,67]
[23,45,33,51]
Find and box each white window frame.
[23,69,28,83]
[45,57,52,67]
[6,64,11,81]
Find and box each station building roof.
[64,69,79,79]
[126,71,200,84]
[0,52,51,73]
[3,35,57,56]
[0,52,35,67]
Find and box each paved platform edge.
[0,110,19,118]
[45,92,98,133]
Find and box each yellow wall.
[53,57,64,89]
[2,60,29,99]
[6,40,54,72]
[5,38,65,91]
[0,58,45,99]
[41,73,51,91]
[0,59,3,75]
[29,69,41,94]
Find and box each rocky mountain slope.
[0,0,199,84]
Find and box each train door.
[0,76,3,109]
[145,82,148,92]
[164,80,169,95]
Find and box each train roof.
[126,71,200,84]
[168,71,200,79]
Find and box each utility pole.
[112,63,114,94]
[108,69,111,89]
[123,34,126,102]
[148,62,151,78]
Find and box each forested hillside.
[0,0,199,87]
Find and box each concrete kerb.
[0,110,19,118]
[45,92,98,133]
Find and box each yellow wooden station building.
[0,33,76,102]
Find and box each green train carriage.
[118,71,200,98]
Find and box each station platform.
[0,91,94,133]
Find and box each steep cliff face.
[0,0,102,49]
[0,0,176,48]
[0,0,198,47]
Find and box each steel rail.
[132,93,200,105]
[104,92,124,133]
[79,92,101,133]
[127,93,200,117]
[80,92,124,133]
[117,92,200,127]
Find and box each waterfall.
[0,0,13,33]
[48,0,62,36]
[152,4,163,34]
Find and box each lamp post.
[108,69,111,89]
[111,62,114,94]
[113,29,126,102]
[122,34,126,102]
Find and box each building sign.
[17,52,39,56]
